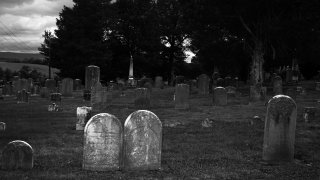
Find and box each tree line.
[39,0,320,84]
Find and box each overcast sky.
[0,0,74,53]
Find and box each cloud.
[0,0,74,53]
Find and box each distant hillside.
[0,52,44,62]
[0,62,59,77]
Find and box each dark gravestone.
[40,87,49,98]
[197,74,210,95]
[263,95,297,163]
[273,76,283,95]
[50,93,62,104]
[76,106,92,130]
[85,65,100,91]
[83,90,91,101]
[134,88,151,108]
[73,79,82,91]
[45,79,56,93]
[124,110,162,170]
[1,140,34,170]
[154,76,164,89]
[83,113,123,171]
[213,87,227,106]
[61,78,73,97]
[174,84,189,109]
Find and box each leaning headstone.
[61,78,73,97]
[134,88,151,108]
[154,76,164,89]
[273,76,283,95]
[17,89,29,103]
[124,110,162,170]
[83,113,123,171]
[1,140,34,170]
[213,87,227,106]
[315,82,320,91]
[262,95,297,163]
[303,107,316,123]
[85,65,100,91]
[197,74,210,95]
[74,79,82,90]
[76,106,92,130]
[174,84,189,109]
[45,79,56,93]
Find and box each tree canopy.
[39,0,320,82]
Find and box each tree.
[38,30,55,79]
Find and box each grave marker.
[85,65,100,91]
[83,113,123,171]
[61,78,73,97]
[76,106,92,130]
[197,74,210,95]
[174,84,189,109]
[124,110,162,170]
[263,95,297,163]
[213,87,227,106]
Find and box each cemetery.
[0,0,320,179]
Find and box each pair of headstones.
[83,110,162,171]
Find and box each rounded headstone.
[73,79,82,90]
[1,140,34,170]
[213,87,227,106]
[83,113,123,171]
[174,84,189,109]
[85,65,100,91]
[124,110,162,170]
[263,95,297,163]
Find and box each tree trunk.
[250,40,264,85]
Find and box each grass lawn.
[0,85,319,179]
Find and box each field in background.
[0,62,59,77]
[0,86,319,179]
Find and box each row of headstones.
[0,110,162,171]
[0,95,298,170]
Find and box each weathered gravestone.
[83,113,123,171]
[213,87,227,106]
[61,78,73,97]
[154,76,164,89]
[85,65,100,91]
[197,74,210,95]
[134,88,151,108]
[250,83,267,102]
[91,84,110,111]
[73,79,82,90]
[263,95,297,163]
[174,84,189,109]
[17,89,29,103]
[303,107,316,123]
[124,110,162,170]
[273,76,283,95]
[40,87,49,98]
[76,106,92,130]
[45,79,56,93]
[1,140,34,170]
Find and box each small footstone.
[262,95,297,163]
[1,140,34,170]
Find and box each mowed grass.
[0,86,319,180]
[0,62,59,76]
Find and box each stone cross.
[197,74,210,95]
[174,84,189,109]
[85,65,100,91]
[124,110,162,170]
[213,87,227,106]
[83,113,123,171]
[1,140,34,170]
[61,78,73,97]
[134,88,151,108]
[263,95,297,163]
[76,106,92,130]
